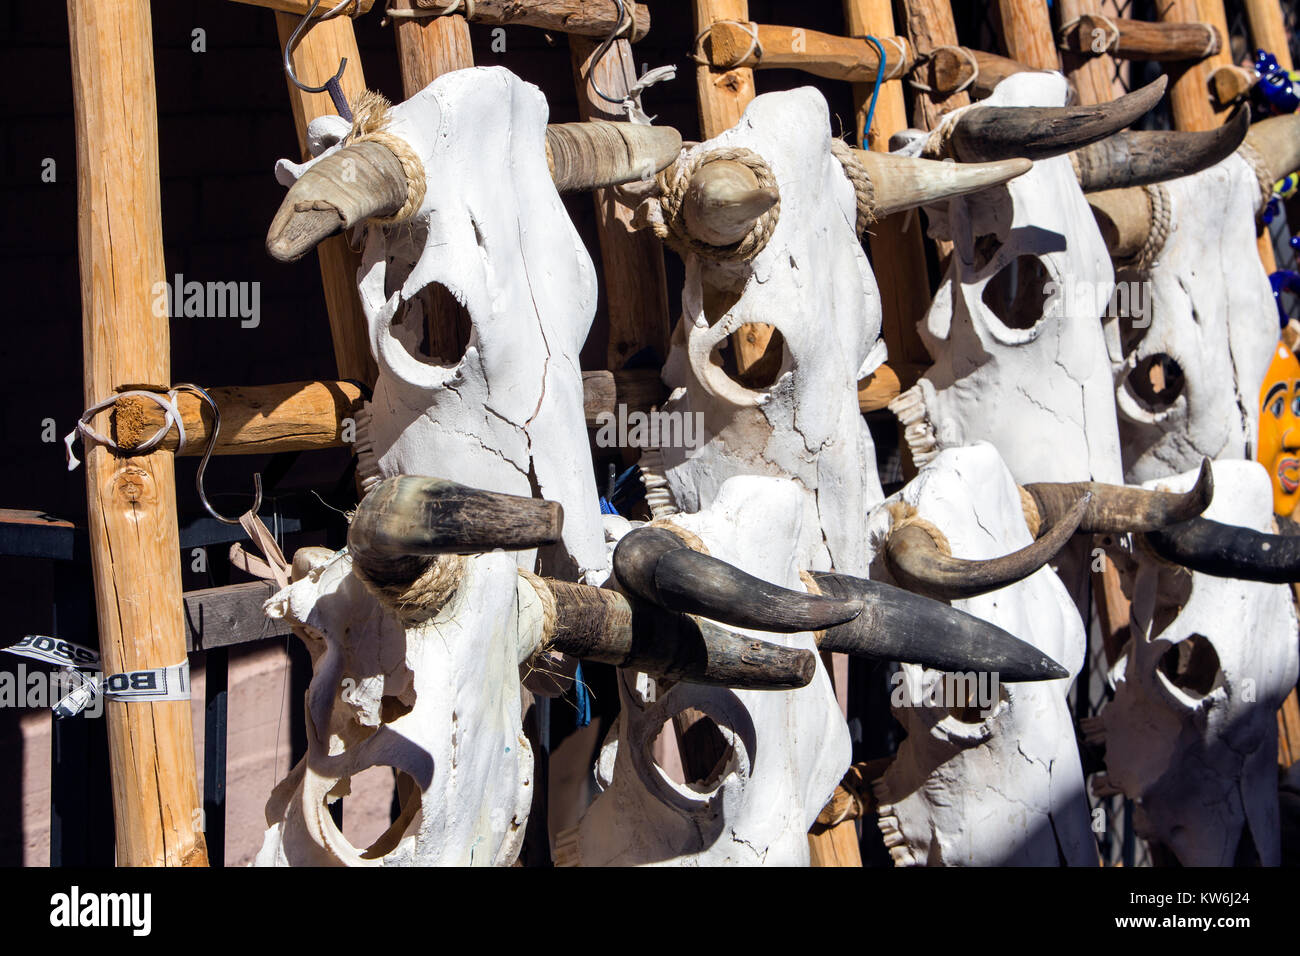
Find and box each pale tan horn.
[850,149,1031,217]
[545,121,683,192]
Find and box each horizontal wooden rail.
[705,22,913,83]
[919,46,1028,98]
[231,0,649,40]
[184,581,291,652]
[114,381,364,456]
[1059,16,1220,61]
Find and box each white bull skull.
[650,86,1029,572]
[255,477,826,866]
[255,547,542,867]
[269,67,680,583]
[559,477,849,865]
[1088,117,1295,484]
[1094,460,1300,866]
[867,442,1098,866]
[894,72,1127,485]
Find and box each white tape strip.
[3,636,190,716]
[3,634,100,669]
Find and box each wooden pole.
[1159,0,1234,132]
[996,0,1061,70]
[1245,0,1293,274]
[900,0,971,129]
[1245,0,1294,70]
[704,23,914,83]
[570,36,673,368]
[845,0,933,393]
[392,1,474,92]
[67,0,207,866]
[1058,1,1126,106]
[275,12,377,387]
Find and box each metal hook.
[283,0,357,94]
[174,384,263,526]
[585,0,634,107]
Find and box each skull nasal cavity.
[653,711,734,789]
[1158,633,1223,699]
[981,255,1052,331]
[1130,353,1185,410]
[408,282,473,366]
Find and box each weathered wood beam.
[275,12,377,387]
[704,22,913,84]
[1243,2,1293,281]
[1245,0,1294,70]
[67,0,207,867]
[570,35,672,369]
[996,0,1061,71]
[1057,0,1121,107]
[922,46,1029,99]
[1059,15,1221,61]
[231,0,375,14]
[113,381,365,456]
[230,0,647,38]
[900,0,971,128]
[1159,0,1235,131]
[184,582,291,652]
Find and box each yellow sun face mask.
[1259,342,1300,517]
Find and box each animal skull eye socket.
[652,712,736,791]
[1157,633,1223,700]
[981,254,1052,331]
[1128,353,1184,411]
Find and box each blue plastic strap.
[860,35,887,149]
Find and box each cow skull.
[1085,112,1291,483]
[649,86,1029,572]
[1093,460,1300,866]
[867,443,1098,866]
[557,474,1069,865]
[267,67,681,583]
[256,476,828,866]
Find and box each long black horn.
[538,580,816,689]
[947,76,1167,163]
[1074,104,1249,192]
[810,573,1069,682]
[884,495,1090,602]
[349,475,563,588]
[613,527,864,632]
[1144,519,1300,584]
[1023,459,1213,535]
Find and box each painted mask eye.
[1291,392,1300,418]
[1272,395,1286,418]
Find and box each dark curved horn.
[348,475,563,588]
[546,122,683,192]
[810,573,1069,682]
[948,76,1167,163]
[267,142,409,263]
[540,580,816,689]
[884,495,1090,602]
[1074,104,1249,192]
[1145,519,1300,584]
[613,527,864,632]
[1024,459,1213,535]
